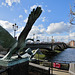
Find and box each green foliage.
[54,50,61,53]
[34,53,46,59]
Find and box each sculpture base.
[0,56,29,75]
[0,60,29,75]
[0,57,29,67]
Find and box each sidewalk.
[51,68,70,75]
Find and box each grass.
[33,49,61,60]
[54,50,61,53]
[34,53,46,59]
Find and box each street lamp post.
[33,34,35,43]
[47,37,49,43]
[12,23,18,39]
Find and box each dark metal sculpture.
[2,7,42,59]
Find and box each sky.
[0,0,75,43]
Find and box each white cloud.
[46,22,70,34]
[38,24,44,28]
[24,9,28,14]
[0,20,24,38]
[52,35,69,43]
[69,32,75,40]
[30,5,37,10]
[24,18,28,23]
[2,2,6,6]
[16,26,24,37]
[28,25,46,38]
[68,33,75,42]
[26,22,73,43]
[27,26,45,41]
[5,0,20,6]
[0,20,13,31]
[70,32,75,37]
[0,20,73,43]
[48,10,51,13]
[0,20,13,35]
[40,28,45,33]
[19,15,23,19]
[27,33,69,43]
[15,25,46,40]
[41,17,46,22]
[30,5,43,11]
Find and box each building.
[69,40,75,47]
